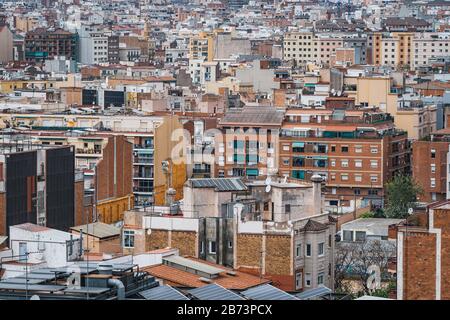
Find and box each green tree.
[384,174,423,219]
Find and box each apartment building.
[0,113,185,208]
[371,32,414,67]
[121,176,335,292]
[0,142,77,237]
[411,33,450,70]
[0,130,134,224]
[412,128,450,203]
[279,108,410,212]
[284,32,366,67]
[79,24,110,65]
[24,28,78,62]
[395,202,450,300]
[283,31,315,65]
[189,31,215,61]
[215,107,284,179]
[315,34,344,67]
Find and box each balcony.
[76,148,102,156]
[134,157,154,165]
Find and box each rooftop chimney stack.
[311,174,323,216]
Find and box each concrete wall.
[0,26,13,63]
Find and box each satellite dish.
[331,88,336,94]
[265,176,272,185]
[337,90,342,96]
[408,208,413,215]
[30,295,40,300]
[265,184,272,193]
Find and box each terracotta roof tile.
[301,219,328,232]
[142,258,270,290]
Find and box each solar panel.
[295,286,332,300]
[188,284,244,300]
[0,283,65,292]
[63,287,111,295]
[139,285,189,300]
[191,178,247,191]
[163,255,226,276]
[0,278,45,285]
[241,284,298,300]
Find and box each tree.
[384,174,423,219]
[334,240,396,296]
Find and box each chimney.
[311,174,323,216]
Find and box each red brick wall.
[403,232,437,300]
[96,135,133,202]
[0,192,5,236]
[433,208,450,300]
[412,141,449,202]
[74,180,85,226]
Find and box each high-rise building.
[24,28,78,62]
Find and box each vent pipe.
[108,278,125,300]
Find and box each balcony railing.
[134,157,154,164]
[76,148,102,155]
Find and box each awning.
[246,169,259,176]
[313,156,328,160]
[292,142,305,148]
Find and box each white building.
[79,24,109,65]
[1,223,82,279]
[412,33,450,70]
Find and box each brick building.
[121,176,336,293]
[395,202,450,300]
[24,28,78,63]
[279,108,410,213]
[215,106,284,179]
[412,129,450,203]
[94,135,134,224]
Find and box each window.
[305,273,312,287]
[343,230,353,241]
[285,204,291,214]
[329,235,332,247]
[370,160,378,168]
[355,160,362,168]
[123,230,135,248]
[355,174,362,182]
[318,242,324,256]
[431,164,436,173]
[370,175,378,183]
[228,241,233,249]
[341,146,349,152]
[330,160,336,167]
[431,149,436,158]
[431,178,436,188]
[331,145,336,152]
[318,273,324,285]
[371,147,378,154]
[296,272,303,290]
[296,244,302,257]
[200,241,205,254]
[341,159,349,167]
[355,231,366,242]
[306,244,311,257]
[208,241,217,254]
[341,174,349,181]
